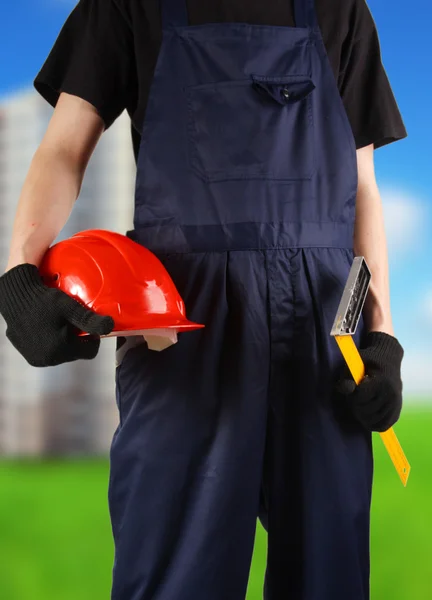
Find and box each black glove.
[0,263,114,367]
[335,331,404,432]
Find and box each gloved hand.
[0,263,114,367]
[335,331,404,432]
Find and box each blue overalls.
[109,0,373,598]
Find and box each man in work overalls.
[0,1,407,598]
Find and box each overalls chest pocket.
[185,74,315,183]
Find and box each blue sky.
[1,0,431,396]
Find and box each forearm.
[354,146,394,335]
[5,93,104,271]
[6,147,83,270]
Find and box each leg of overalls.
[109,252,270,600]
[262,249,373,600]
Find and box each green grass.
[0,407,431,599]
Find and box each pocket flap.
[251,75,315,106]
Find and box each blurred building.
[0,89,136,456]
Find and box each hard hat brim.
[111,319,205,335]
[79,318,204,337]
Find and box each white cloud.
[402,353,432,398]
[380,189,427,257]
[421,291,432,324]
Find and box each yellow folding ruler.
[330,257,411,487]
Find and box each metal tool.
[330,257,411,487]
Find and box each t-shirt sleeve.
[34,0,136,129]
[338,0,407,149]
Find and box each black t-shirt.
[34,0,407,161]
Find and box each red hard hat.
[39,229,204,349]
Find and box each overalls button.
[282,87,290,99]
